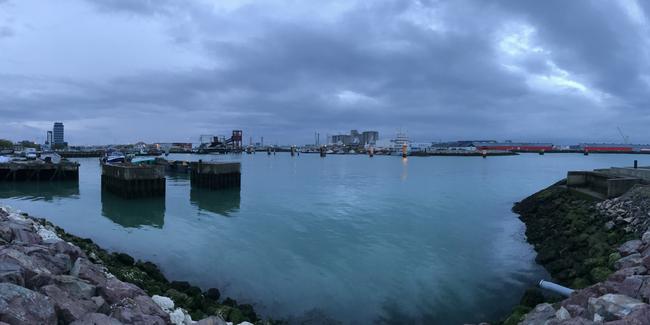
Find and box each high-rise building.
[362,131,379,145]
[330,130,379,145]
[53,122,64,145]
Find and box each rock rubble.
[0,206,256,325]
[514,185,650,324]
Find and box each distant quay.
[410,150,517,157]
[58,150,104,158]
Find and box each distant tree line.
[0,139,41,150]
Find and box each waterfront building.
[474,142,553,152]
[362,131,379,145]
[53,122,64,145]
[331,130,379,146]
[579,143,650,152]
[430,141,478,151]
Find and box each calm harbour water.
[0,153,646,324]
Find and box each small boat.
[390,132,410,156]
[103,151,126,164]
[40,152,62,164]
[131,156,157,165]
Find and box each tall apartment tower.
[53,122,64,145]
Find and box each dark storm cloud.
[1,0,649,144]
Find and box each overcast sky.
[1,0,649,145]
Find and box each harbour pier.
[190,161,241,190]
[0,161,79,181]
[101,163,166,198]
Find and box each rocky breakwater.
[511,183,650,324]
[0,206,264,325]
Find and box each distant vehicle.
[24,148,37,160]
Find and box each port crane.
[617,126,630,144]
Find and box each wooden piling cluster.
[101,163,166,199]
[190,161,241,190]
[0,161,79,182]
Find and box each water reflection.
[166,172,190,182]
[101,189,165,228]
[0,181,79,201]
[190,187,240,216]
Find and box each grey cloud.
[1,0,649,144]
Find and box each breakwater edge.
[495,180,650,324]
[0,205,270,325]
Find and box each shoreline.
[496,181,650,324]
[0,205,271,325]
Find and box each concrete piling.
[369,147,374,157]
[634,160,638,169]
[402,144,408,158]
[101,163,166,199]
[190,161,241,190]
[482,150,487,158]
[539,150,545,155]
[0,161,79,182]
[267,147,272,156]
[320,146,326,157]
[290,146,296,157]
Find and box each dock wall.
[101,164,166,198]
[567,171,641,198]
[190,161,241,190]
[0,162,79,181]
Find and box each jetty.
[101,163,166,199]
[190,161,241,190]
[0,160,79,181]
[567,163,650,199]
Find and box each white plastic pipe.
[538,280,574,297]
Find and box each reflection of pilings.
[0,162,79,182]
[0,181,79,201]
[101,164,166,199]
[101,189,165,228]
[190,187,241,216]
[190,161,241,190]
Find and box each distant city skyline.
[2,1,650,145]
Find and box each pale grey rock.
[69,313,123,325]
[618,240,643,257]
[556,306,571,320]
[0,282,56,324]
[98,277,146,305]
[588,294,645,321]
[520,303,556,325]
[615,253,643,270]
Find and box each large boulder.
[588,294,645,321]
[520,303,556,325]
[52,241,85,261]
[109,296,168,324]
[69,313,123,325]
[98,277,147,305]
[7,221,41,245]
[39,284,98,323]
[70,258,108,287]
[52,275,96,299]
[0,283,57,324]
[618,240,643,257]
[615,254,643,270]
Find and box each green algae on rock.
[34,218,274,324]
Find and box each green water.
[0,153,645,324]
